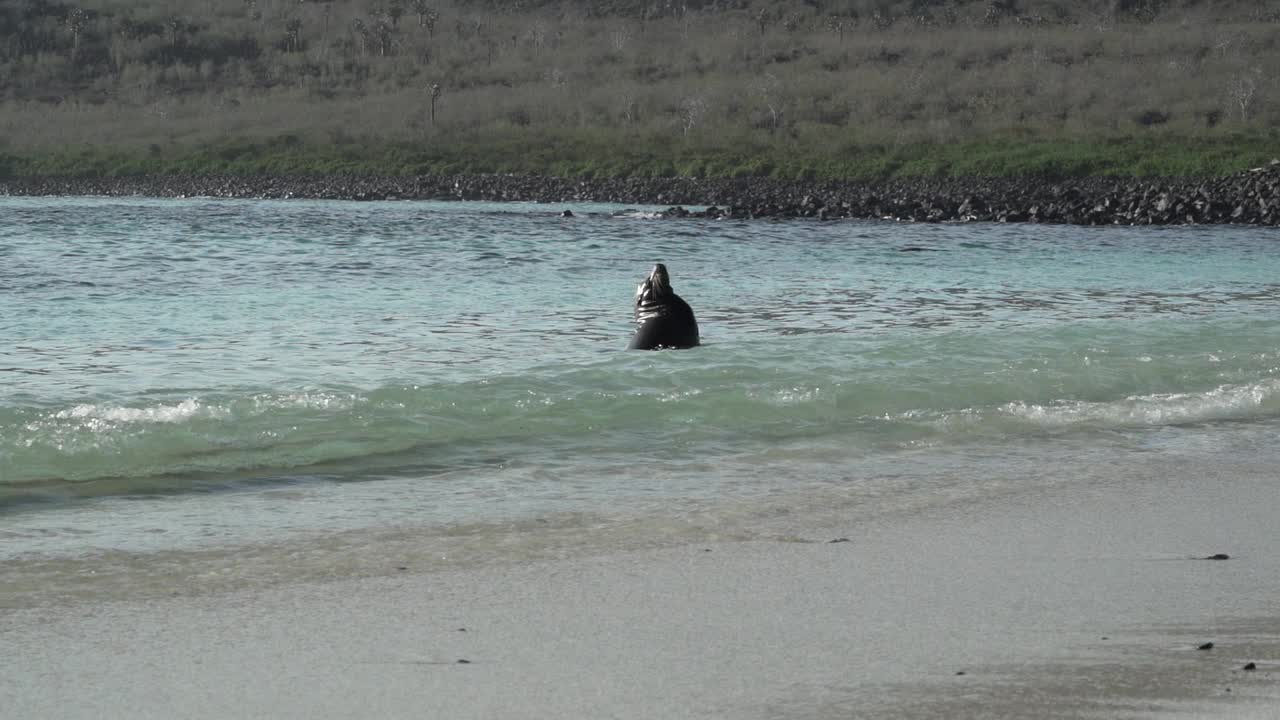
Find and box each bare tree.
[755,72,781,132]
[755,7,770,35]
[374,16,394,56]
[610,27,632,53]
[166,18,187,49]
[618,92,638,125]
[65,8,88,61]
[285,17,302,52]
[826,15,849,43]
[679,95,708,136]
[528,21,548,54]
[482,31,497,66]
[352,18,369,56]
[1229,67,1261,123]
[411,0,438,36]
[318,0,333,58]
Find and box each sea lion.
[627,263,700,350]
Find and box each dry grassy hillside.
[2,1,1278,176]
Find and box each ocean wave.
[50,397,218,426]
[998,379,1280,428]
[4,335,1280,505]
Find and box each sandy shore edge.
[3,466,1279,719]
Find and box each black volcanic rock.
[3,162,1279,226]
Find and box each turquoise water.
[3,196,1280,586]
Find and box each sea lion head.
[640,263,672,299]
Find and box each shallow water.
[3,196,1280,599]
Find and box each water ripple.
[3,196,1279,402]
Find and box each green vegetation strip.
[3,131,1278,180]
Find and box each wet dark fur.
[627,263,700,350]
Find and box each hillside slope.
[2,0,1278,177]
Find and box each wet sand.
[3,466,1279,719]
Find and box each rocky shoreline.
[4,161,1279,225]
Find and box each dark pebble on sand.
[1243,662,1257,671]
[1204,554,1231,560]
[457,628,467,632]
[955,671,966,676]
[828,538,850,544]
[1198,642,1215,650]
[396,566,408,571]
[457,659,472,664]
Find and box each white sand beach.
[4,461,1279,719]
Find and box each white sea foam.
[52,398,214,426]
[250,391,359,412]
[1000,379,1280,428]
[767,386,823,405]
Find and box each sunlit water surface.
[3,196,1280,602]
